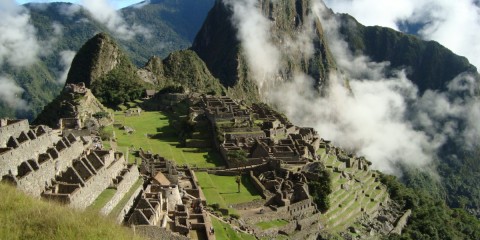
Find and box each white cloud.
[225,0,480,175]
[324,0,480,69]
[0,0,41,67]
[57,50,77,84]
[0,76,29,110]
[224,0,281,91]
[80,0,151,40]
[132,0,150,9]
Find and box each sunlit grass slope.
[0,183,143,240]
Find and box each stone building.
[128,151,214,240]
[1,118,139,212]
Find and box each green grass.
[196,172,262,209]
[106,111,223,167]
[255,219,289,230]
[0,183,143,240]
[87,188,117,212]
[211,217,256,240]
[109,179,143,218]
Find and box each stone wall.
[231,199,265,210]
[185,139,211,148]
[249,171,269,199]
[0,119,29,147]
[0,127,57,178]
[225,132,266,141]
[100,164,140,215]
[297,212,322,230]
[69,153,126,209]
[116,186,144,224]
[13,136,86,197]
[132,225,189,240]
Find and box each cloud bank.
[57,50,77,84]
[0,0,41,67]
[324,0,480,69]
[80,0,151,40]
[225,0,480,175]
[0,76,29,111]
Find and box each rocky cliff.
[192,0,337,101]
[337,14,478,92]
[66,33,130,88]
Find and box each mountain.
[336,12,480,217]
[138,50,225,95]
[337,14,478,92]
[192,0,478,97]
[0,0,215,120]
[37,32,224,119]
[192,0,337,101]
[191,0,480,222]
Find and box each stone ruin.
[126,150,214,240]
[187,95,322,168]
[0,118,140,212]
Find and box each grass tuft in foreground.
[0,183,143,240]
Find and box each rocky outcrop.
[34,83,112,128]
[66,33,124,88]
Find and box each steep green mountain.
[336,13,480,216]
[191,0,480,223]
[0,0,215,120]
[39,32,223,118]
[121,0,215,65]
[66,33,148,107]
[337,14,478,92]
[192,0,337,101]
[137,50,225,95]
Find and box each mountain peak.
[66,33,124,88]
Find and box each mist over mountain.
[0,0,214,119]
[191,0,480,217]
[2,0,480,223]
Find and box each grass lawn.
[105,111,224,168]
[255,219,289,230]
[87,188,116,212]
[195,172,262,209]
[211,217,256,240]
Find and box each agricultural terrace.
[104,110,223,168]
[195,172,262,213]
[211,217,256,240]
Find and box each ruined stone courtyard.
[0,93,407,240]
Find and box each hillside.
[192,0,337,101]
[0,0,215,120]
[138,50,226,95]
[337,14,478,92]
[0,183,143,240]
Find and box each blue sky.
[15,0,144,9]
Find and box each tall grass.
[0,183,143,240]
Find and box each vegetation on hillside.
[144,50,226,95]
[308,168,333,213]
[0,183,143,240]
[192,0,337,102]
[338,14,478,92]
[0,1,215,120]
[380,174,480,240]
